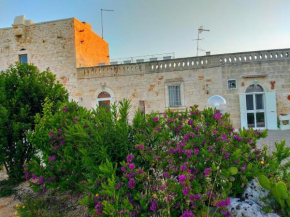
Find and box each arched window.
[246,84,264,93]
[245,84,265,129]
[97,91,112,108]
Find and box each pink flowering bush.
[80,105,268,216]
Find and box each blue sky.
[0,0,290,59]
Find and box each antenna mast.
[194,26,210,56]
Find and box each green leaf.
[258,175,271,190]
[229,176,235,182]
[229,167,238,175]
[286,197,290,208]
[276,181,288,199]
[211,162,217,171]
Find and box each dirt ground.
[0,167,91,217]
[0,168,20,217]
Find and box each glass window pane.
[246,95,254,110]
[98,100,110,108]
[228,80,236,89]
[168,85,181,107]
[247,113,255,128]
[98,91,111,98]
[19,55,27,64]
[255,94,264,110]
[246,84,264,93]
[256,112,265,127]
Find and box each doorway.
[245,84,265,129]
[239,85,277,130]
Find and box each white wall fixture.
[207,95,227,113]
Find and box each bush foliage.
[79,106,269,216]
[26,99,133,192]
[0,63,68,181]
[24,102,290,216]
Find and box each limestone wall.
[76,48,290,129]
[74,19,109,68]
[0,18,77,93]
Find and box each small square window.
[19,54,27,64]
[228,79,237,90]
[168,85,182,107]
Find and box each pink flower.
[126,154,134,163]
[182,187,190,196]
[180,210,194,217]
[121,166,127,172]
[204,168,211,177]
[129,163,135,170]
[128,178,136,189]
[216,197,231,207]
[48,155,56,163]
[213,112,222,120]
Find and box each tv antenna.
[101,9,114,39]
[193,26,210,56]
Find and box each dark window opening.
[19,54,28,64]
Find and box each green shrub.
[0,63,68,181]
[80,106,268,216]
[258,140,290,215]
[25,99,133,192]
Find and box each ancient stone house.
[0,15,109,94]
[1,16,290,130]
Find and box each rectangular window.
[19,54,27,64]
[168,85,181,107]
[227,79,237,90]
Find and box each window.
[246,84,264,93]
[97,91,111,109]
[168,85,181,107]
[227,79,237,90]
[19,54,27,64]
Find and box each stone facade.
[0,16,109,95]
[77,49,290,129]
[1,16,290,129]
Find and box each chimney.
[13,15,34,26]
[13,15,25,26]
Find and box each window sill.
[166,106,187,110]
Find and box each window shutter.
[239,94,247,129]
[265,92,277,130]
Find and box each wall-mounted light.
[253,79,258,87]
[206,84,209,94]
[101,82,105,88]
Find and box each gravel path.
[0,169,19,217]
[257,130,290,152]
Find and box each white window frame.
[165,79,185,108]
[97,96,113,107]
[227,79,237,90]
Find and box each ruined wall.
[0,18,77,93]
[74,19,109,68]
[76,49,290,129]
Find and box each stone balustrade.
[77,48,290,79]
